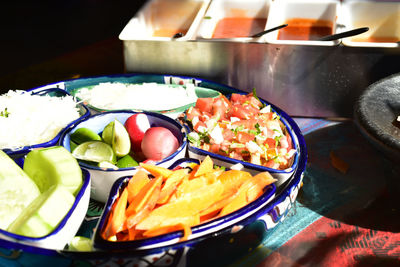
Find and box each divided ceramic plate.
[354,73,400,163]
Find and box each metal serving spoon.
[173,24,288,40]
[318,27,369,41]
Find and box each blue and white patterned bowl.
[185,93,303,188]
[59,110,188,203]
[92,157,277,251]
[89,142,306,266]
[0,168,90,251]
[2,88,90,159]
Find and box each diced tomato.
[279,136,289,149]
[264,160,279,169]
[229,104,253,120]
[231,119,259,130]
[264,138,276,149]
[210,144,220,154]
[259,112,274,121]
[286,132,293,150]
[230,93,247,104]
[193,121,207,132]
[186,107,201,121]
[236,132,255,144]
[219,94,232,109]
[222,129,235,141]
[195,98,214,113]
[212,97,229,119]
[229,151,244,161]
[247,95,263,108]
[242,103,260,116]
[220,140,230,153]
[199,112,212,122]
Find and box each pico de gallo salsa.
[185,92,296,170]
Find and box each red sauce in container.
[277,18,333,41]
[212,17,267,38]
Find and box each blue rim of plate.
[2,88,90,157]
[0,169,90,247]
[59,110,188,171]
[93,157,277,251]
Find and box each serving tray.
[0,73,307,266]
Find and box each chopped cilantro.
[0,107,9,118]
[252,88,266,108]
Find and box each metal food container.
[119,0,400,118]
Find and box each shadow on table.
[297,120,400,233]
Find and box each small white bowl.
[119,0,211,41]
[59,110,188,203]
[195,0,270,42]
[264,0,340,46]
[340,0,400,48]
[0,169,90,250]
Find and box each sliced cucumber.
[7,185,75,237]
[23,146,83,195]
[0,150,40,230]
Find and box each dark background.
[0,0,148,92]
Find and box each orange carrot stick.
[103,188,128,239]
[126,176,163,217]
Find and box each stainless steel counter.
[122,40,400,118]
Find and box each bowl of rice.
[67,79,220,118]
[0,88,90,158]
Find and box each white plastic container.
[340,0,400,48]
[264,0,340,46]
[119,0,211,41]
[195,0,271,42]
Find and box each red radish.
[141,127,179,160]
[124,114,151,153]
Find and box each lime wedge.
[116,154,139,168]
[72,141,116,164]
[68,236,92,252]
[98,161,118,170]
[112,119,131,158]
[101,121,114,146]
[70,128,101,144]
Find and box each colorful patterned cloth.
[234,118,400,266]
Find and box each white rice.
[75,82,198,111]
[0,90,80,150]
